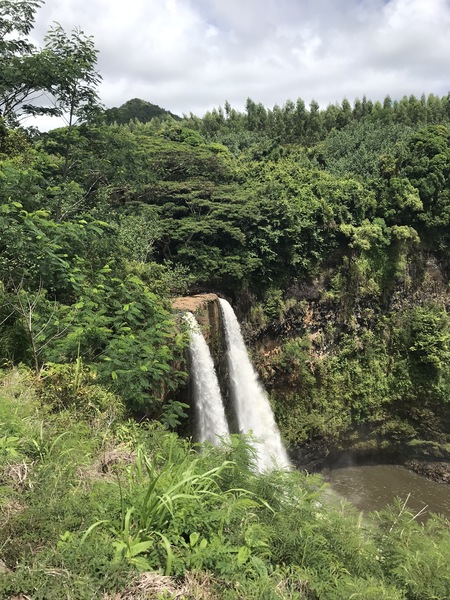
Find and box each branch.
[389,493,411,533]
[59,175,103,221]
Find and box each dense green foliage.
[1,1,450,597]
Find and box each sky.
[30,0,450,122]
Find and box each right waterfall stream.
[219,298,290,473]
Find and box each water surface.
[329,464,450,519]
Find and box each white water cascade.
[219,299,290,472]
[184,312,229,445]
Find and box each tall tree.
[0,0,50,124]
[337,98,352,128]
[43,24,102,195]
[305,99,323,145]
[1,2,102,132]
[43,24,102,129]
[293,97,307,140]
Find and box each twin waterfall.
[185,300,290,473]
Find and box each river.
[329,463,450,520]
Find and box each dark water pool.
[329,464,450,519]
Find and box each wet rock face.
[172,293,221,346]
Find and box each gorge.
[178,293,450,518]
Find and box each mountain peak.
[104,98,181,125]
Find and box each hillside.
[104,98,181,125]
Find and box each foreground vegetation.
[1,368,450,600]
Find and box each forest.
[1,1,450,598]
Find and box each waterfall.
[219,299,290,472]
[184,312,229,445]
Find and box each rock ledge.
[172,293,219,313]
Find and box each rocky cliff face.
[234,254,450,482]
[172,293,222,354]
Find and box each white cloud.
[28,0,450,120]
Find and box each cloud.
[29,0,450,119]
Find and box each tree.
[337,98,352,128]
[382,95,393,123]
[353,98,363,121]
[1,281,69,376]
[0,0,51,124]
[0,2,102,133]
[0,0,42,57]
[323,103,340,132]
[305,99,323,145]
[246,98,267,132]
[42,24,102,208]
[43,24,102,129]
[293,97,307,141]
[400,125,450,245]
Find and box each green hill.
[104,98,181,125]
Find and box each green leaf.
[129,540,153,557]
[130,556,152,572]
[237,545,251,564]
[80,520,109,545]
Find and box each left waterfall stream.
[184,312,229,445]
